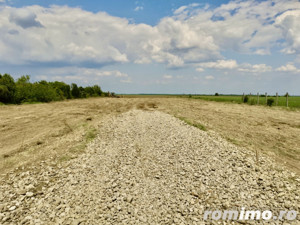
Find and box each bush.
[243,95,249,103]
[215,93,219,96]
[267,98,274,106]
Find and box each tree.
[93,85,102,96]
[15,75,33,103]
[51,81,71,99]
[32,81,58,102]
[0,73,16,103]
[71,83,80,98]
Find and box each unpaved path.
[0,110,299,224]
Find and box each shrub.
[243,95,249,103]
[267,98,274,106]
[215,93,219,96]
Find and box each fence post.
[286,92,289,107]
[276,92,278,106]
[257,92,259,105]
[265,92,267,105]
[242,93,245,102]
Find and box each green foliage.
[192,95,300,108]
[15,75,33,103]
[0,74,16,103]
[215,93,219,96]
[250,98,256,105]
[267,98,274,106]
[71,83,80,98]
[0,73,109,105]
[243,95,249,103]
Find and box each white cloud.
[34,67,129,81]
[163,74,173,79]
[134,6,143,12]
[196,68,204,72]
[238,63,272,73]
[275,9,300,55]
[197,59,272,74]
[276,63,300,73]
[0,1,300,71]
[198,60,238,70]
[205,75,215,80]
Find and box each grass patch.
[191,95,300,109]
[85,127,97,141]
[58,155,73,162]
[177,116,207,131]
[226,137,241,145]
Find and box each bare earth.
[0,97,299,224]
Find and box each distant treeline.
[0,73,114,104]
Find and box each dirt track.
[0,109,299,224]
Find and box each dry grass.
[0,96,299,175]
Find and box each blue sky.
[1,0,300,94]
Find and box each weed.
[85,127,97,141]
[178,117,207,131]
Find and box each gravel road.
[0,110,299,224]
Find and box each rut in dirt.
[0,109,299,224]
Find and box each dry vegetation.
[0,96,299,176]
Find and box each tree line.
[0,73,114,104]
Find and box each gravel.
[0,109,299,224]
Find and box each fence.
[245,92,290,107]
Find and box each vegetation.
[267,98,274,107]
[190,95,300,108]
[0,73,114,104]
[177,116,207,131]
[243,95,249,103]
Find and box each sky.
[0,0,300,94]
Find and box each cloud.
[9,8,43,28]
[1,1,300,70]
[197,59,272,74]
[276,63,300,73]
[163,74,173,79]
[196,68,204,72]
[238,63,272,73]
[275,9,300,55]
[198,60,238,70]
[34,67,129,83]
[205,75,214,80]
[134,6,143,12]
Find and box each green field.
[191,95,300,109]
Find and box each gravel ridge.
[0,109,299,224]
